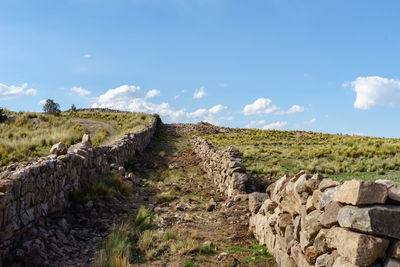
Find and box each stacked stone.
[191,135,249,197]
[249,171,400,266]
[0,114,160,259]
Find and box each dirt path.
[73,118,118,145]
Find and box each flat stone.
[338,205,400,239]
[248,192,268,215]
[334,180,387,205]
[333,227,389,266]
[320,186,340,210]
[319,201,342,227]
[319,179,340,191]
[376,180,400,203]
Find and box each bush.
[0,108,7,123]
[43,99,61,115]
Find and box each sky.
[1,0,400,137]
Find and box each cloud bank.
[345,76,400,110]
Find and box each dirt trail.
[73,118,118,145]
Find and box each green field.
[0,110,152,166]
[202,129,400,182]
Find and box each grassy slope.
[0,110,151,166]
[202,129,400,182]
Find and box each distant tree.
[0,108,7,123]
[43,99,61,115]
[71,104,77,112]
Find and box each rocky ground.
[5,124,275,267]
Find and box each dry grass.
[203,129,400,181]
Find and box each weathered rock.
[320,186,340,210]
[258,199,278,216]
[314,229,329,253]
[388,240,400,259]
[332,256,359,267]
[300,230,312,251]
[294,174,312,193]
[384,257,400,267]
[293,215,301,241]
[272,175,291,202]
[281,190,303,216]
[338,205,400,239]
[305,178,322,192]
[49,142,67,156]
[207,198,217,212]
[319,179,340,192]
[312,189,323,210]
[305,246,322,265]
[81,133,92,147]
[334,180,387,205]
[315,251,338,267]
[376,180,400,203]
[306,196,316,212]
[304,209,323,239]
[333,227,389,266]
[278,250,296,267]
[291,244,312,267]
[319,201,342,227]
[278,213,293,235]
[248,192,268,215]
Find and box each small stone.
[81,133,92,147]
[376,180,400,203]
[207,198,216,212]
[319,179,340,192]
[388,240,400,259]
[332,256,358,267]
[314,229,329,253]
[49,142,67,156]
[334,180,387,205]
[315,251,338,267]
[305,246,321,265]
[320,186,340,210]
[304,210,322,239]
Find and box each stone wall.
[249,172,400,266]
[192,134,400,266]
[191,135,251,197]
[0,114,160,256]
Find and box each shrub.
[43,99,61,115]
[0,108,7,123]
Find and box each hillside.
[0,109,152,166]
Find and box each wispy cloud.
[71,86,91,96]
[193,87,206,99]
[245,120,266,128]
[145,89,160,99]
[304,118,316,125]
[263,121,288,130]
[83,54,91,58]
[243,98,304,115]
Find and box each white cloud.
[91,84,225,123]
[208,104,227,114]
[38,99,46,105]
[145,89,160,99]
[263,121,288,130]
[71,86,91,96]
[304,118,316,125]
[0,83,37,100]
[83,54,91,58]
[243,98,304,115]
[245,120,266,128]
[345,76,400,110]
[193,87,206,99]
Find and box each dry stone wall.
[0,114,160,257]
[192,134,400,266]
[191,135,250,197]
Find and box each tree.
[0,108,7,123]
[43,99,61,115]
[70,104,77,112]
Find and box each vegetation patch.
[228,243,272,264]
[203,129,400,181]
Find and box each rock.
[300,230,312,252]
[277,213,293,235]
[271,175,290,202]
[304,210,322,239]
[333,227,389,266]
[207,198,216,212]
[49,142,67,156]
[81,133,92,147]
[376,180,400,203]
[84,200,94,210]
[258,199,278,216]
[332,256,359,267]
[315,251,338,267]
[312,190,323,210]
[306,196,316,212]
[293,215,301,241]
[389,240,400,259]
[118,166,125,176]
[294,174,312,193]
[248,192,268,215]
[314,229,329,253]
[319,179,340,192]
[278,250,296,267]
[319,201,342,227]
[291,244,312,267]
[281,190,303,216]
[305,178,321,192]
[384,257,400,267]
[58,218,70,233]
[305,246,322,265]
[338,205,400,239]
[320,186,340,210]
[334,180,387,205]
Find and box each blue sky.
[1,0,400,137]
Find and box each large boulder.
[333,227,389,266]
[338,205,400,239]
[334,180,387,205]
[49,142,67,156]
